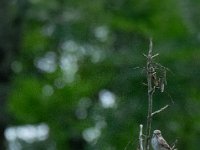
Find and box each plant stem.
[145,39,154,150]
[139,124,144,150]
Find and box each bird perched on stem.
[151,130,172,150]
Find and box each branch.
[171,139,178,150]
[145,38,154,150]
[151,105,169,117]
[139,124,144,150]
[148,38,153,56]
[151,53,159,59]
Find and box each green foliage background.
[5,0,200,149]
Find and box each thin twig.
[124,140,133,150]
[143,53,148,58]
[171,139,178,150]
[139,124,144,150]
[145,38,154,150]
[148,38,153,55]
[151,53,159,58]
[151,105,169,117]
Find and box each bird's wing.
[158,137,171,150]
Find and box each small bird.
[151,130,172,150]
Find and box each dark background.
[1,0,200,149]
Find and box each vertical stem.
[139,124,144,150]
[145,39,154,150]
